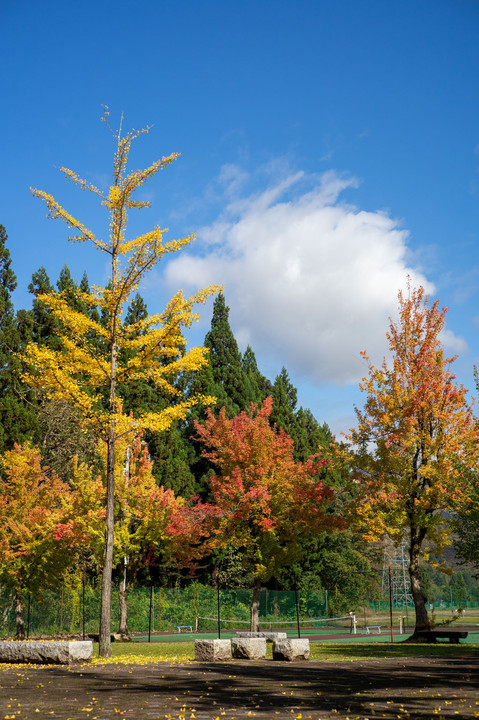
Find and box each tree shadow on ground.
[2,655,478,719]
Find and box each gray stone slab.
[231,637,267,659]
[194,639,231,661]
[272,638,310,661]
[0,640,93,664]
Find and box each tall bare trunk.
[99,326,118,658]
[15,589,25,639]
[99,428,115,657]
[250,578,261,632]
[118,580,130,637]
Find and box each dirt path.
[1,655,478,719]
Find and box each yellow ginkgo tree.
[22,110,220,656]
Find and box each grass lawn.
[92,639,479,664]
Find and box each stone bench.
[194,639,232,661]
[272,638,310,661]
[235,631,287,642]
[0,640,93,665]
[231,637,267,659]
[414,630,468,644]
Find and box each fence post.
[294,585,301,638]
[148,585,153,643]
[217,581,221,639]
[193,583,197,631]
[389,567,394,643]
[26,593,31,639]
[59,586,64,635]
[82,571,86,640]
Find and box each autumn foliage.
[194,397,338,627]
[347,284,478,631]
[0,444,72,637]
[20,110,220,655]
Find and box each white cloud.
[439,329,468,355]
[164,167,463,386]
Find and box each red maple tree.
[194,397,339,630]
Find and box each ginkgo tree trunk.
[22,110,220,657]
[56,432,183,639]
[347,283,477,635]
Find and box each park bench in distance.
[414,629,468,644]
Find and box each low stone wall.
[0,641,93,665]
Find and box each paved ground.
[1,655,479,719]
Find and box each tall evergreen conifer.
[28,267,61,350]
[0,226,38,450]
[271,367,298,436]
[242,345,272,405]
[203,293,248,416]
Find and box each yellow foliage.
[22,112,222,442]
[21,112,223,654]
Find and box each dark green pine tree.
[182,294,263,496]
[57,264,89,314]
[270,367,337,469]
[203,292,249,417]
[28,266,62,350]
[79,271,100,324]
[0,225,39,451]
[242,345,273,406]
[147,423,197,497]
[124,292,148,326]
[120,292,160,416]
[294,407,330,460]
[187,295,270,421]
[270,367,298,437]
[293,406,342,485]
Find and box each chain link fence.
[2,582,477,638]
[0,584,329,637]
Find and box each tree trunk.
[15,589,25,639]
[408,537,430,636]
[118,579,130,638]
[250,578,261,632]
[99,428,116,657]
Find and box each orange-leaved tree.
[0,444,73,638]
[347,283,477,634]
[21,110,220,656]
[56,432,182,638]
[194,396,338,631]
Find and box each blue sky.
[2,0,479,436]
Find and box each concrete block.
[235,631,287,642]
[231,637,267,659]
[0,640,93,664]
[194,639,231,661]
[272,638,310,661]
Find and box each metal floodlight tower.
[382,537,414,608]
